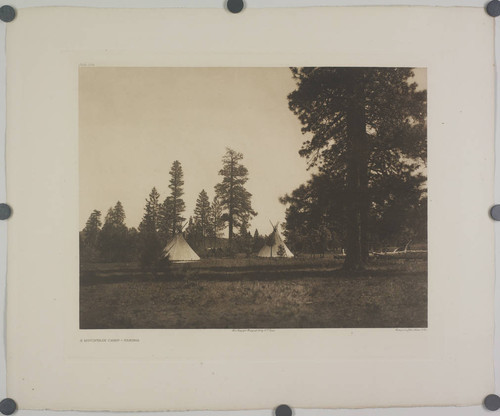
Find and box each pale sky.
[79,67,427,234]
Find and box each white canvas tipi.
[258,222,294,258]
[162,233,200,263]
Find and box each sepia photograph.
[79,67,427,329]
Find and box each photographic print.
[79,67,427,329]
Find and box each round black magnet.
[0,5,15,22]
[275,404,292,416]
[490,205,500,221]
[0,399,17,415]
[484,394,500,411]
[227,0,244,14]
[0,203,11,220]
[486,0,500,17]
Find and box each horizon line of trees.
[80,147,261,266]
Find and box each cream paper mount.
[2,5,496,412]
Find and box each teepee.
[162,233,200,263]
[258,221,294,258]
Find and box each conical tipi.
[162,233,200,262]
[258,222,294,258]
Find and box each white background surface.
[0,0,498,415]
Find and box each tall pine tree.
[81,210,102,262]
[138,187,162,268]
[215,148,257,248]
[82,210,102,249]
[194,189,211,249]
[99,201,129,262]
[287,67,426,271]
[139,187,161,234]
[160,160,186,240]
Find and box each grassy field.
[80,254,427,329]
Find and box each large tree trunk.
[172,194,177,236]
[228,159,234,250]
[360,122,370,263]
[228,216,233,247]
[343,69,368,272]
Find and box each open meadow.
[80,253,427,329]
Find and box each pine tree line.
[80,149,260,265]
